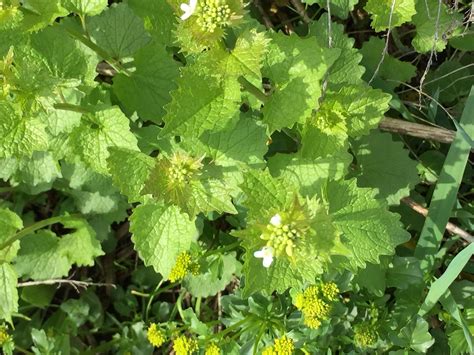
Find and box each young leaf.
[262,32,340,132]
[63,0,108,16]
[70,106,139,174]
[88,3,151,59]
[0,208,23,263]
[365,0,416,32]
[0,263,18,323]
[130,204,198,279]
[412,0,462,53]
[326,179,410,268]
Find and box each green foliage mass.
[0,0,472,354]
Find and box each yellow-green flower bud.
[173,335,199,355]
[205,342,221,355]
[0,325,11,346]
[320,282,339,302]
[147,323,166,348]
[169,251,199,283]
[354,322,378,348]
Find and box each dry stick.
[401,197,474,244]
[253,0,274,29]
[368,0,396,85]
[418,0,442,104]
[17,279,116,292]
[289,0,311,23]
[379,117,456,144]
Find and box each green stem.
[205,316,252,342]
[0,215,79,251]
[195,296,202,317]
[145,279,164,322]
[64,25,128,76]
[0,186,14,193]
[53,103,91,114]
[238,76,268,103]
[176,291,186,320]
[203,241,241,258]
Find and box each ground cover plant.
[0,0,473,353]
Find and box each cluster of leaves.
[0,0,473,353]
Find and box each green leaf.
[305,0,358,19]
[365,0,416,32]
[161,70,241,138]
[412,0,462,53]
[326,179,410,268]
[0,103,48,158]
[12,151,62,193]
[184,253,241,297]
[15,219,103,280]
[242,256,304,296]
[240,169,296,222]
[182,114,269,167]
[143,155,241,216]
[130,204,198,278]
[113,41,179,121]
[398,316,435,353]
[262,32,340,132]
[88,3,151,59]
[310,14,365,85]
[449,30,474,51]
[107,147,155,202]
[425,60,474,104]
[359,37,416,93]
[268,150,352,197]
[15,230,71,280]
[63,0,108,16]
[20,0,68,31]
[352,131,420,205]
[57,217,104,266]
[127,0,176,46]
[70,106,139,174]
[0,263,18,323]
[414,87,474,270]
[0,208,23,263]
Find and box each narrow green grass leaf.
[414,87,474,271]
[419,243,474,317]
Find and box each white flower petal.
[262,255,273,268]
[179,0,198,21]
[270,214,282,227]
[254,250,264,258]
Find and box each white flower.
[254,246,274,268]
[270,213,282,227]
[180,0,198,20]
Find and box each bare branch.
[289,0,311,23]
[379,117,456,144]
[17,279,116,292]
[401,197,474,244]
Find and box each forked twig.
[17,279,116,292]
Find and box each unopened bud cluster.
[167,153,202,185]
[294,282,339,329]
[262,220,301,257]
[196,0,232,33]
[354,321,378,348]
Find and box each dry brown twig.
[17,279,116,292]
[401,197,474,244]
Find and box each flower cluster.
[353,322,378,348]
[261,214,302,257]
[262,335,295,355]
[196,0,232,33]
[147,323,166,348]
[173,335,199,355]
[0,325,10,346]
[294,282,340,329]
[169,251,200,283]
[168,153,202,186]
[254,203,311,267]
[205,342,221,355]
